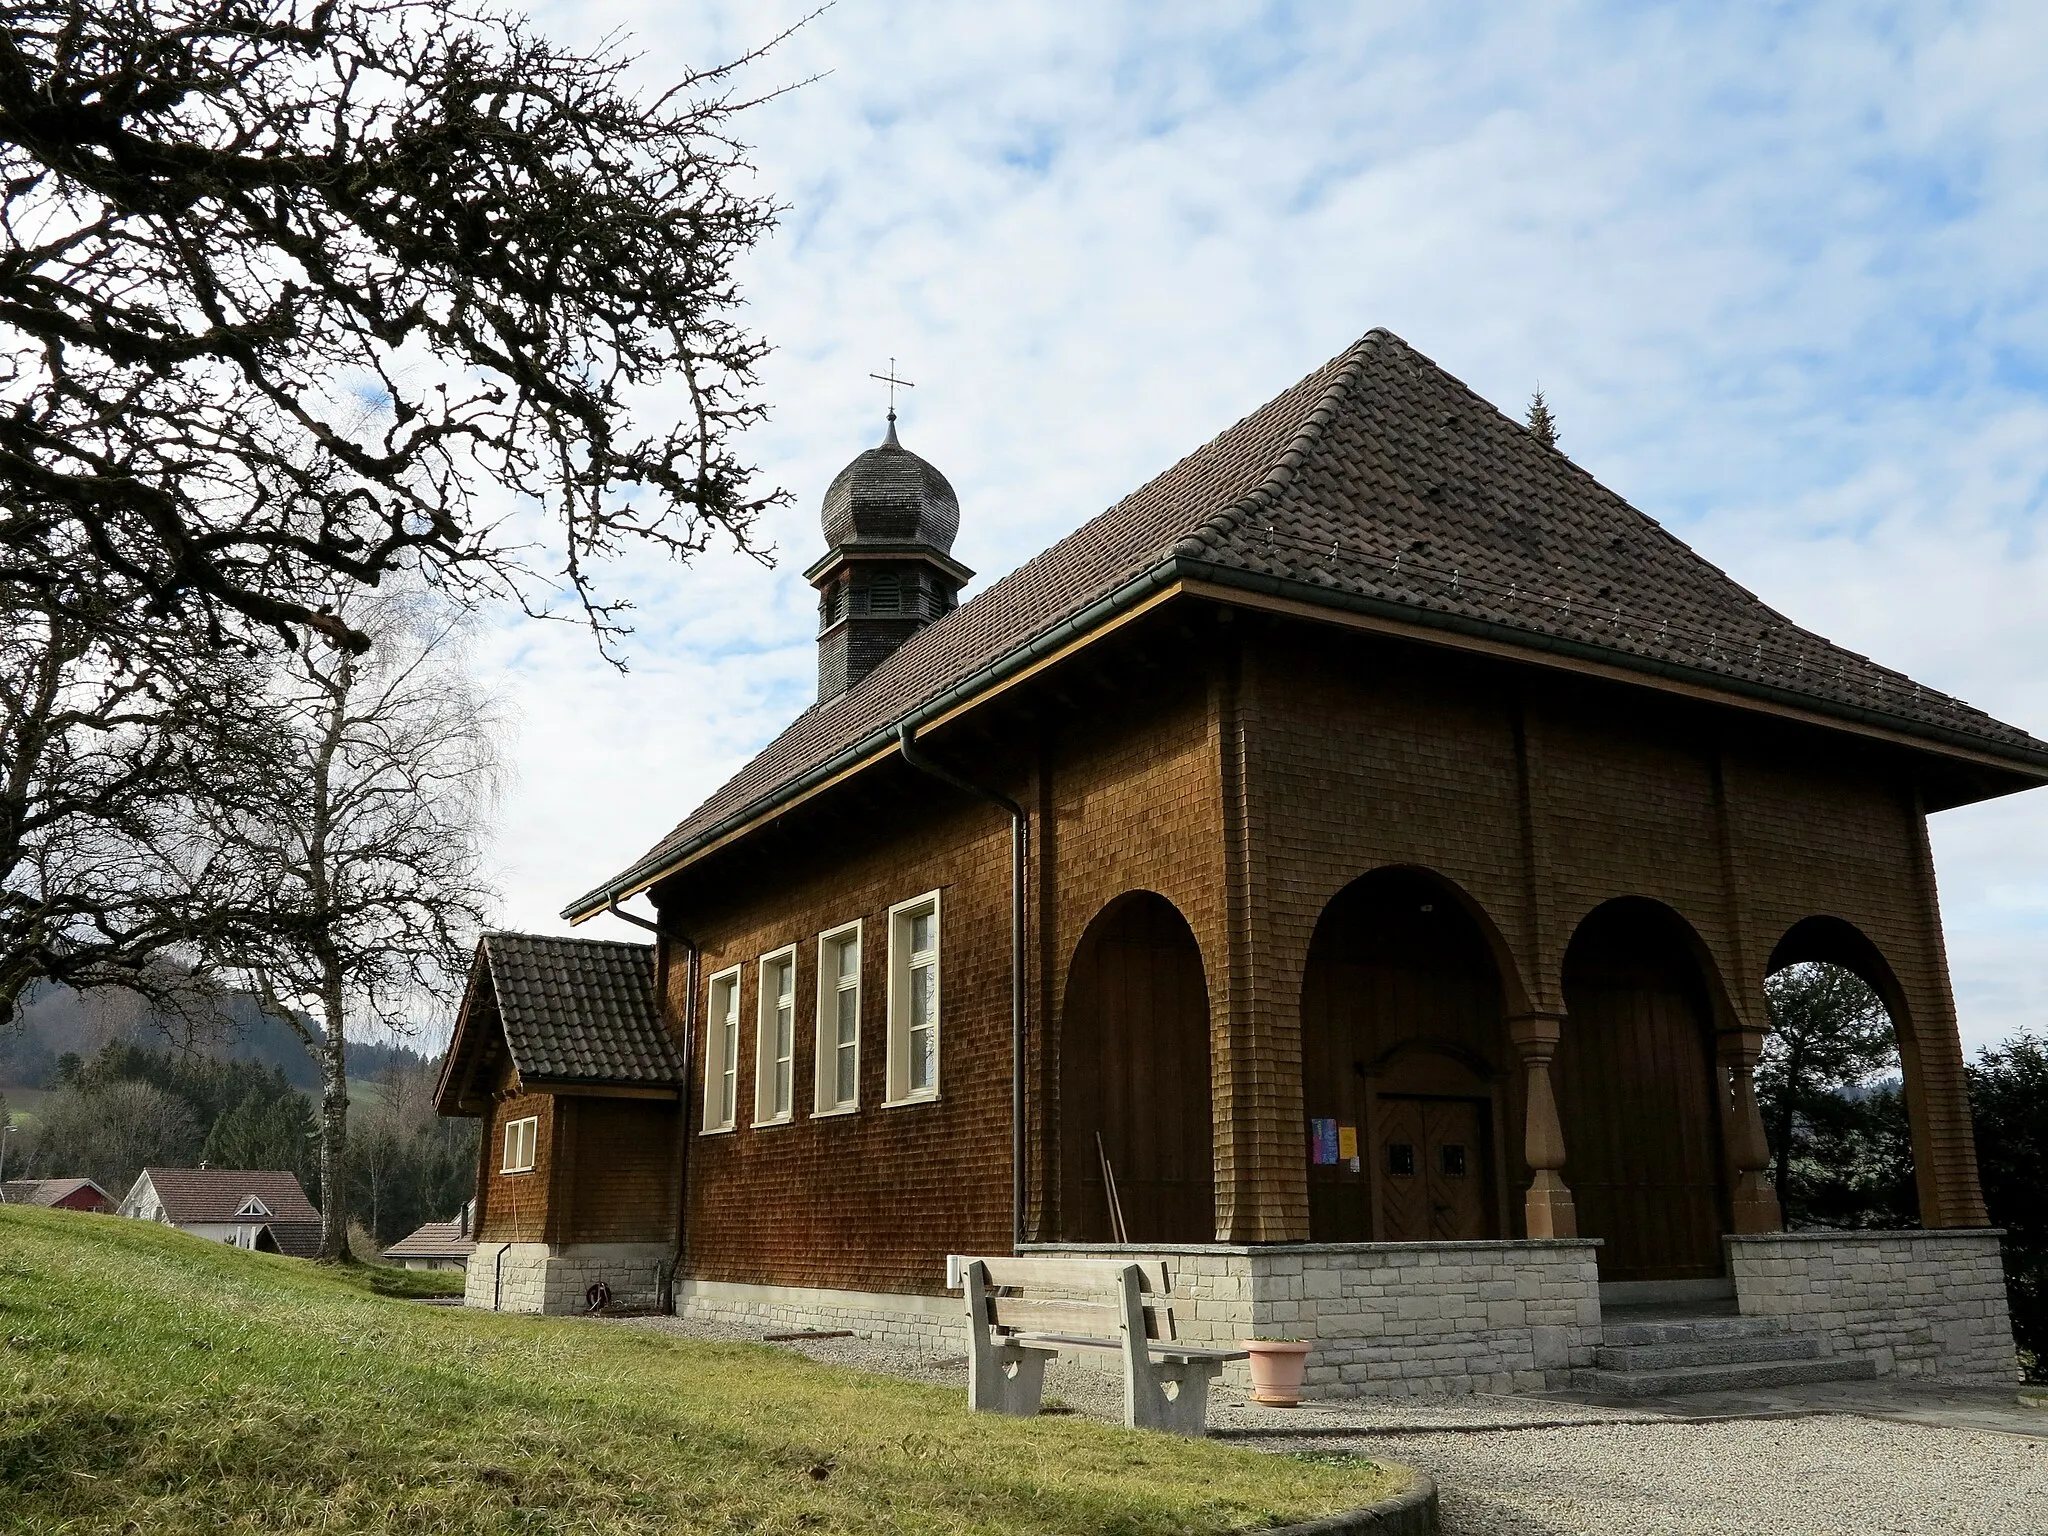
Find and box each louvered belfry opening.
[807,414,974,700]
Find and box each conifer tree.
[1526,388,1560,450]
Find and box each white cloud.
[481,0,2048,1054]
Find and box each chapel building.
[437,332,2039,1392]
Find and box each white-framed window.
[815,921,862,1114]
[885,890,942,1105]
[501,1114,538,1173]
[233,1195,272,1219]
[702,966,742,1133]
[755,946,798,1125]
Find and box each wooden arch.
[1056,890,1215,1243]
[1767,915,1915,1047]
[1299,865,1520,1243]
[1555,896,1731,1281]
[1764,914,1925,1226]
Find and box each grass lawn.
[0,1208,1407,1533]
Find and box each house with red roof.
[0,1177,115,1214]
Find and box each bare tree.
[0,0,793,656]
[0,585,270,1022]
[209,583,498,1260]
[25,1076,201,1197]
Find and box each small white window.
[233,1195,272,1219]
[755,947,798,1125]
[501,1115,538,1173]
[702,966,742,1133]
[816,922,862,1113]
[886,891,942,1105]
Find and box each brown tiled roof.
[477,932,678,1086]
[256,1219,324,1259]
[381,1218,476,1261]
[569,329,2048,917]
[140,1168,320,1225]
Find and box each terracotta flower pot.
[1244,1338,1312,1406]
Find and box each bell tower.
[808,406,972,700]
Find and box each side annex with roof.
[438,332,2040,1393]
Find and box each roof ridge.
[484,929,650,951]
[1172,332,1380,562]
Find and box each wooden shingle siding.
[477,1092,554,1243]
[557,1097,680,1245]
[653,605,1993,1291]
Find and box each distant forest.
[0,984,474,1250]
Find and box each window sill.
[500,1167,535,1176]
[882,1092,941,1109]
[812,1104,860,1119]
[750,1115,797,1131]
[698,1124,737,1137]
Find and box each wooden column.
[1507,1012,1576,1238]
[1211,625,1302,1242]
[1905,788,1991,1228]
[1718,1026,1783,1233]
[1711,746,1782,1234]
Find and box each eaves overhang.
[803,543,977,587]
[563,554,2048,923]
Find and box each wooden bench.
[950,1255,1248,1436]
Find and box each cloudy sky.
[475,1,2047,1055]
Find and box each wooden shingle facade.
[440,331,2038,1388]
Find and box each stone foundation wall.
[1031,1239,1603,1396]
[677,1278,967,1352]
[1727,1229,2017,1383]
[465,1242,670,1314]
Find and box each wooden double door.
[1376,1095,1490,1242]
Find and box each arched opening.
[1762,917,1919,1231]
[1057,892,1214,1242]
[1300,867,1513,1242]
[1555,898,1727,1281]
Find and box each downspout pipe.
[896,721,1029,1252]
[607,893,697,1313]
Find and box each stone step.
[1571,1354,1878,1398]
[1600,1314,1785,1347]
[1595,1333,1821,1371]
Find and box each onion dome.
[820,416,961,555]
[807,412,973,702]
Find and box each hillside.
[2,982,435,1094]
[0,1208,1405,1534]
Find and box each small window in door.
[1387,1143,1417,1177]
[1440,1144,1468,1177]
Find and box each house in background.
[438,329,2038,1396]
[119,1168,323,1258]
[383,1201,478,1271]
[0,1177,114,1214]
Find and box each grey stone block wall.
[464,1242,670,1314]
[1031,1239,1603,1397]
[678,1279,968,1353]
[1727,1229,2017,1383]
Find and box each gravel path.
[1317,1416,2048,1535]
[612,1315,2048,1534]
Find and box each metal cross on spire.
[868,358,915,420]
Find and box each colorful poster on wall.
[1310,1118,1339,1165]
[1337,1125,1359,1161]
